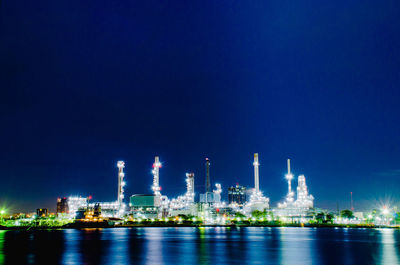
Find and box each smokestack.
[253,153,260,192]
[286,159,293,194]
[205,158,210,193]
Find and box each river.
[0,227,399,264]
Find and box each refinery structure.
[54,153,317,224]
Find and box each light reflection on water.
[0,231,5,265]
[380,229,400,265]
[0,227,399,265]
[278,227,314,264]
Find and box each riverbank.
[1,223,397,230]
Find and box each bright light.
[285,173,293,180]
[382,207,389,215]
[0,210,5,214]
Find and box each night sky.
[1,1,400,213]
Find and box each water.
[0,227,399,265]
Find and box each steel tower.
[205,158,211,193]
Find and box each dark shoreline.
[1,223,397,231]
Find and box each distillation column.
[186,172,195,202]
[117,161,126,209]
[152,156,162,196]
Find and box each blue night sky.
[1,1,399,212]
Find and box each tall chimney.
[253,153,260,192]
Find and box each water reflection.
[243,227,280,265]
[128,228,145,264]
[278,227,315,264]
[197,227,210,264]
[0,227,399,264]
[62,229,81,265]
[379,229,400,265]
[0,231,5,265]
[143,228,164,265]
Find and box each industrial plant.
[52,153,318,224]
[1,153,398,229]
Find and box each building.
[200,183,222,205]
[87,201,119,217]
[67,196,88,218]
[56,197,69,214]
[36,208,48,217]
[200,193,217,203]
[129,194,161,218]
[228,184,247,205]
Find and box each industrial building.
[130,194,160,218]
[244,153,270,214]
[276,159,315,218]
[56,197,68,214]
[228,184,247,205]
[55,155,316,221]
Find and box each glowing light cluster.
[244,153,270,213]
[117,161,126,212]
[67,197,88,218]
[169,173,195,210]
[293,175,314,209]
[151,156,162,196]
[245,190,270,213]
[276,158,314,217]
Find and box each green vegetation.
[340,210,354,219]
[235,212,246,218]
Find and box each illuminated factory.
[228,184,248,206]
[276,159,314,218]
[57,154,315,220]
[57,160,127,219]
[199,158,222,206]
[243,153,270,214]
